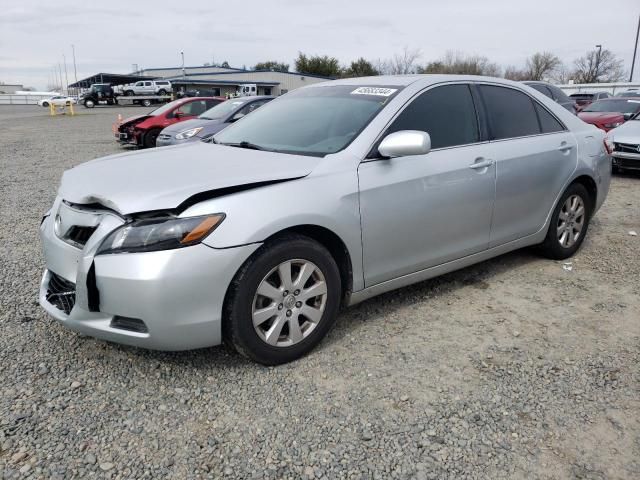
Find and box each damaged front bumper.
[39,197,259,350]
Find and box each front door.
[358,83,496,286]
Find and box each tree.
[503,66,528,81]
[253,61,289,72]
[342,58,379,77]
[377,47,422,75]
[525,52,561,80]
[220,61,230,68]
[573,48,625,83]
[419,51,500,76]
[294,53,341,77]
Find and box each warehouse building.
[137,65,332,96]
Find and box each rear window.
[582,99,640,114]
[570,94,594,100]
[156,81,169,85]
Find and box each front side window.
[480,85,540,140]
[214,85,402,156]
[179,100,208,116]
[384,84,479,149]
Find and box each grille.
[613,157,640,169]
[46,272,76,315]
[63,225,97,247]
[614,142,640,154]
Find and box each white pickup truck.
[122,80,172,96]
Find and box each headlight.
[175,127,203,140]
[603,122,622,129]
[96,214,224,255]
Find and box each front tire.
[539,183,592,260]
[42,101,49,107]
[84,99,95,108]
[224,234,341,365]
[142,99,152,107]
[142,128,161,148]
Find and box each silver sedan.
[39,75,611,364]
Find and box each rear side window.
[534,103,565,133]
[548,85,571,103]
[386,84,479,149]
[528,83,553,99]
[480,85,540,140]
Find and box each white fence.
[558,82,640,96]
[0,94,53,105]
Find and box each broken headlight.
[96,214,225,255]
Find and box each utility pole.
[63,54,70,93]
[594,44,602,83]
[631,15,640,82]
[58,63,65,93]
[71,44,78,84]
[181,51,185,78]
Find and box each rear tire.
[142,128,161,148]
[223,234,341,365]
[142,99,152,107]
[158,89,167,96]
[538,183,592,260]
[42,101,49,107]
[125,90,134,96]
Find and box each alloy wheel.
[557,194,585,248]
[252,259,327,347]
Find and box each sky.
[1,0,639,90]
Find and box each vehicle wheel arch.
[570,174,597,216]
[222,224,353,315]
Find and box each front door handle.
[469,158,494,170]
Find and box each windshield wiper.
[219,141,267,151]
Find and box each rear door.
[478,84,577,246]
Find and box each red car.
[578,98,640,132]
[114,97,225,148]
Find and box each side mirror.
[230,112,245,122]
[174,110,183,118]
[623,113,633,121]
[378,130,431,158]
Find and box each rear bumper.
[39,202,260,350]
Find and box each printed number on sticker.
[351,87,398,97]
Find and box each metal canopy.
[68,73,154,88]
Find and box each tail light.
[603,136,614,154]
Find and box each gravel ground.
[1,105,639,480]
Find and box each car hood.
[578,111,622,123]
[161,118,223,136]
[608,120,640,143]
[60,142,321,215]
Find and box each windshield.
[200,99,247,120]
[214,85,402,156]
[147,99,184,116]
[582,99,640,114]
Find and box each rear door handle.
[469,159,494,169]
[558,142,573,152]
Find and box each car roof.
[314,74,529,89]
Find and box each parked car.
[615,89,640,97]
[606,111,640,172]
[114,97,225,148]
[123,80,172,96]
[523,81,577,113]
[37,95,76,107]
[39,75,610,365]
[156,96,273,146]
[79,83,117,108]
[578,98,640,131]
[570,92,610,111]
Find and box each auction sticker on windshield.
[351,87,398,96]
